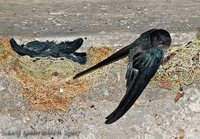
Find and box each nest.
[0,37,113,111]
[1,36,199,110]
[153,40,200,91]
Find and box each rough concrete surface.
[0,0,200,139]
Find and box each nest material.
[153,40,200,91]
[0,38,113,111]
[83,47,114,79]
[1,37,199,110]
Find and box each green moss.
[153,40,200,90]
[16,56,84,80]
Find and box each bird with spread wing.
[73,29,171,124]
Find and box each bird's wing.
[73,44,132,79]
[105,47,163,124]
[73,29,158,79]
[10,38,35,56]
[25,41,47,52]
[60,38,83,54]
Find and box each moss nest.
[0,38,114,111]
[1,37,199,110]
[153,40,200,91]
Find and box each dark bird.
[10,38,87,64]
[73,29,171,124]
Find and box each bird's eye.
[159,40,164,44]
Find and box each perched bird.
[73,29,171,124]
[10,38,87,64]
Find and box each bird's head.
[150,29,171,51]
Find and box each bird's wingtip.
[73,75,78,80]
[10,38,16,44]
[104,112,119,124]
[105,117,117,124]
[105,120,111,124]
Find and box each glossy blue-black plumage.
[73,29,171,124]
[73,29,157,79]
[105,47,164,124]
[10,38,87,64]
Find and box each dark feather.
[73,44,132,79]
[105,47,164,124]
[10,38,86,64]
[73,29,157,79]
